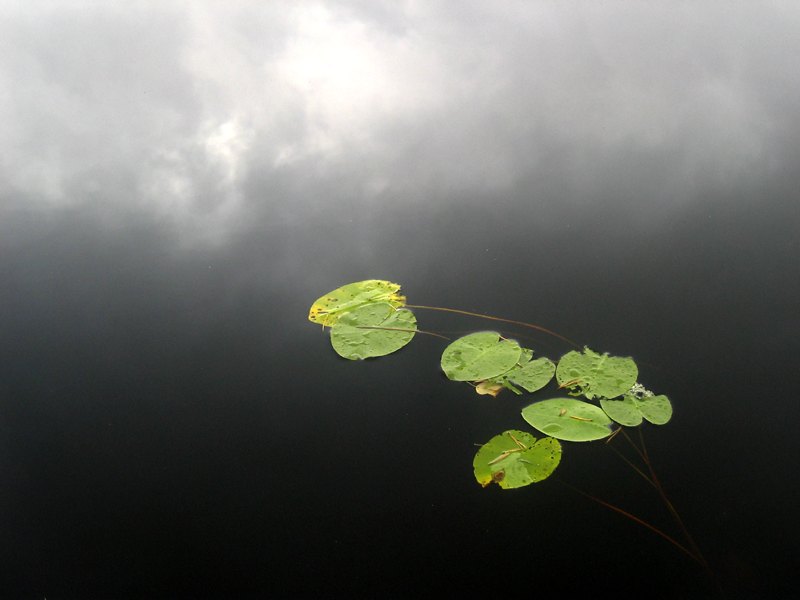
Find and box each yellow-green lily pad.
[308,280,406,327]
[473,430,562,489]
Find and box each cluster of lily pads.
[308,280,672,491]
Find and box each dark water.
[2,189,797,599]
[2,4,800,599]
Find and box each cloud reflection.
[1,1,798,243]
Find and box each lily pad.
[508,357,556,393]
[600,386,673,426]
[480,350,555,396]
[599,395,642,426]
[308,280,406,327]
[473,430,562,489]
[440,332,522,382]
[555,347,638,400]
[479,348,531,395]
[638,394,672,425]
[330,303,416,360]
[521,398,613,442]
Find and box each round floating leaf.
[473,430,561,489]
[638,394,672,425]
[440,332,522,382]
[309,280,406,326]
[599,395,643,427]
[517,348,534,364]
[330,303,416,360]
[555,347,638,400]
[478,348,534,396]
[600,392,673,426]
[521,398,613,442]
[508,357,556,393]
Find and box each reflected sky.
[3,1,800,244]
[2,3,800,597]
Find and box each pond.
[1,3,798,598]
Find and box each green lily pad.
[508,357,556,392]
[599,394,642,426]
[440,332,522,382]
[480,350,556,396]
[330,303,416,360]
[638,394,672,425]
[555,347,638,400]
[521,398,613,442]
[309,280,406,327]
[600,385,673,426]
[473,430,562,489]
[479,348,532,395]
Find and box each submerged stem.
[620,429,648,464]
[606,441,656,488]
[635,428,710,571]
[405,304,580,348]
[608,429,712,574]
[558,479,701,564]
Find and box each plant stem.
[606,428,715,578]
[606,442,656,488]
[558,479,701,564]
[405,304,580,348]
[634,428,710,571]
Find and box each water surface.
[1,3,798,598]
